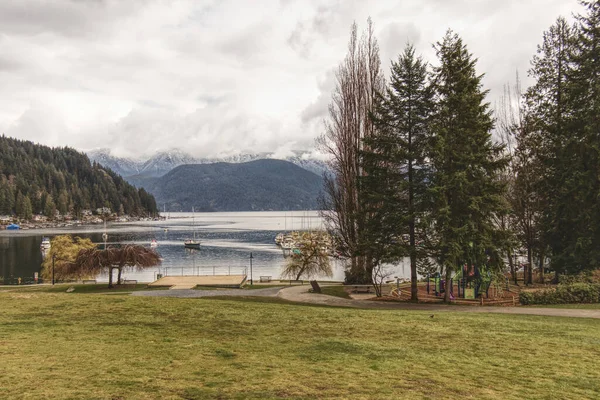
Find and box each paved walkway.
[131,286,283,298]
[131,284,600,319]
[277,285,600,319]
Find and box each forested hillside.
[147,159,323,211]
[0,135,158,219]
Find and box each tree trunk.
[538,249,545,284]
[108,267,113,289]
[527,246,533,285]
[117,267,122,285]
[507,250,517,285]
[444,264,453,302]
[408,156,418,302]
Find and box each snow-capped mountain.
[87,148,142,177]
[139,149,200,177]
[87,148,329,179]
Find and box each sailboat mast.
[192,206,196,240]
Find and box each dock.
[149,275,247,290]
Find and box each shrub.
[519,283,600,305]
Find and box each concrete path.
[131,286,283,298]
[277,285,600,319]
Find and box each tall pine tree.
[430,31,508,302]
[525,16,579,277]
[363,44,434,301]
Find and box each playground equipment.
[426,272,454,299]
[427,265,509,300]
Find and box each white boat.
[184,207,201,250]
[40,237,51,250]
[150,239,158,248]
[275,232,284,245]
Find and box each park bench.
[309,280,321,293]
[82,279,97,284]
[259,276,272,283]
[351,285,372,294]
[288,280,304,285]
[122,279,138,287]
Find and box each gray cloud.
[0,0,585,159]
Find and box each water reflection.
[0,211,411,283]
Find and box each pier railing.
[158,266,247,277]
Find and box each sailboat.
[184,207,201,249]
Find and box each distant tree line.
[319,0,600,301]
[0,135,158,219]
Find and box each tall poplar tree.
[363,44,434,301]
[430,31,508,302]
[319,19,385,284]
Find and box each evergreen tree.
[45,196,56,219]
[430,31,509,302]
[15,191,24,217]
[22,195,32,220]
[525,16,578,277]
[363,44,434,301]
[0,135,158,219]
[558,1,600,273]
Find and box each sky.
[0,0,583,159]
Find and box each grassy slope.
[0,293,599,400]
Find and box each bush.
[519,282,600,305]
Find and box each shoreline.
[0,215,164,232]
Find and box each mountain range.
[86,148,329,212]
[143,159,323,212]
[87,148,329,179]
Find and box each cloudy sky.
[0,0,583,159]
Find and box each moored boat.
[184,239,200,249]
[40,237,51,250]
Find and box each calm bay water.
[0,211,411,284]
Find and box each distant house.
[32,215,48,222]
[96,207,111,215]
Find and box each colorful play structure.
[426,265,509,300]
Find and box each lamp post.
[250,252,253,285]
[52,253,55,285]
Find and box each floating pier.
[149,275,247,290]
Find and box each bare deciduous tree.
[318,18,385,285]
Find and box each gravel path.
[131,286,283,298]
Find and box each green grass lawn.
[0,292,599,399]
[0,283,165,294]
[320,285,352,299]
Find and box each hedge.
[519,282,600,305]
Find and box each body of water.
[0,211,411,284]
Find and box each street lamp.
[51,254,71,286]
[249,252,253,285]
